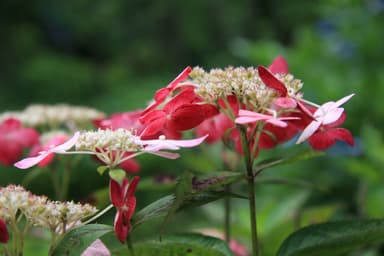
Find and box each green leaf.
[112,233,234,256]
[109,169,126,183]
[160,171,194,232]
[277,219,384,256]
[254,150,325,175]
[131,192,246,230]
[96,165,109,175]
[52,224,113,256]
[192,171,243,192]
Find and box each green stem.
[127,235,135,256]
[238,125,259,256]
[224,185,231,243]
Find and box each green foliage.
[277,219,384,256]
[52,224,113,256]
[112,234,234,256]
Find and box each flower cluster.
[140,57,354,151]
[0,104,105,129]
[0,184,97,234]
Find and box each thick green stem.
[238,125,259,256]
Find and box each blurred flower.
[81,239,111,256]
[0,104,105,129]
[109,176,140,243]
[0,218,8,244]
[0,118,39,165]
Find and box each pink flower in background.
[0,218,9,244]
[14,132,80,169]
[296,94,354,145]
[0,118,39,165]
[81,239,111,256]
[94,110,145,134]
[109,176,140,243]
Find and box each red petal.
[139,110,166,124]
[0,218,9,244]
[114,211,129,243]
[127,176,140,198]
[0,118,22,131]
[330,128,354,146]
[166,104,206,131]
[109,179,124,207]
[140,117,167,138]
[201,104,219,118]
[258,66,288,97]
[167,66,192,90]
[0,138,23,165]
[308,133,335,150]
[268,56,289,74]
[164,87,196,113]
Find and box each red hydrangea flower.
[109,176,140,243]
[0,218,9,244]
[0,118,39,165]
[140,87,218,139]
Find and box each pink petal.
[14,152,50,169]
[266,119,289,127]
[235,116,265,124]
[296,120,322,144]
[146,151,180,159]
[333,93,355,109]
[272,97,297,110]
[81,239,111,256]
[268,56,289,74]
[322,108,344,125]
[52,132,80,153]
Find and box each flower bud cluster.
[190,66,303,108]
[0,185,97,234]
[0,104,105,128]
[75,128,143,152]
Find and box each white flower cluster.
[75,128,143,152]
[189,66,303,109]
[0,185,97,234]
[0,104,105,128]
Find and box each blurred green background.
[1,0,384,255]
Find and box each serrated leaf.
[96,166,109,175]
[131,191,246,230]
[112,233,234,256]
[192,171,243,192]
[254,150,325,175]
[52,224,113,256]
[277,219,384,256]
